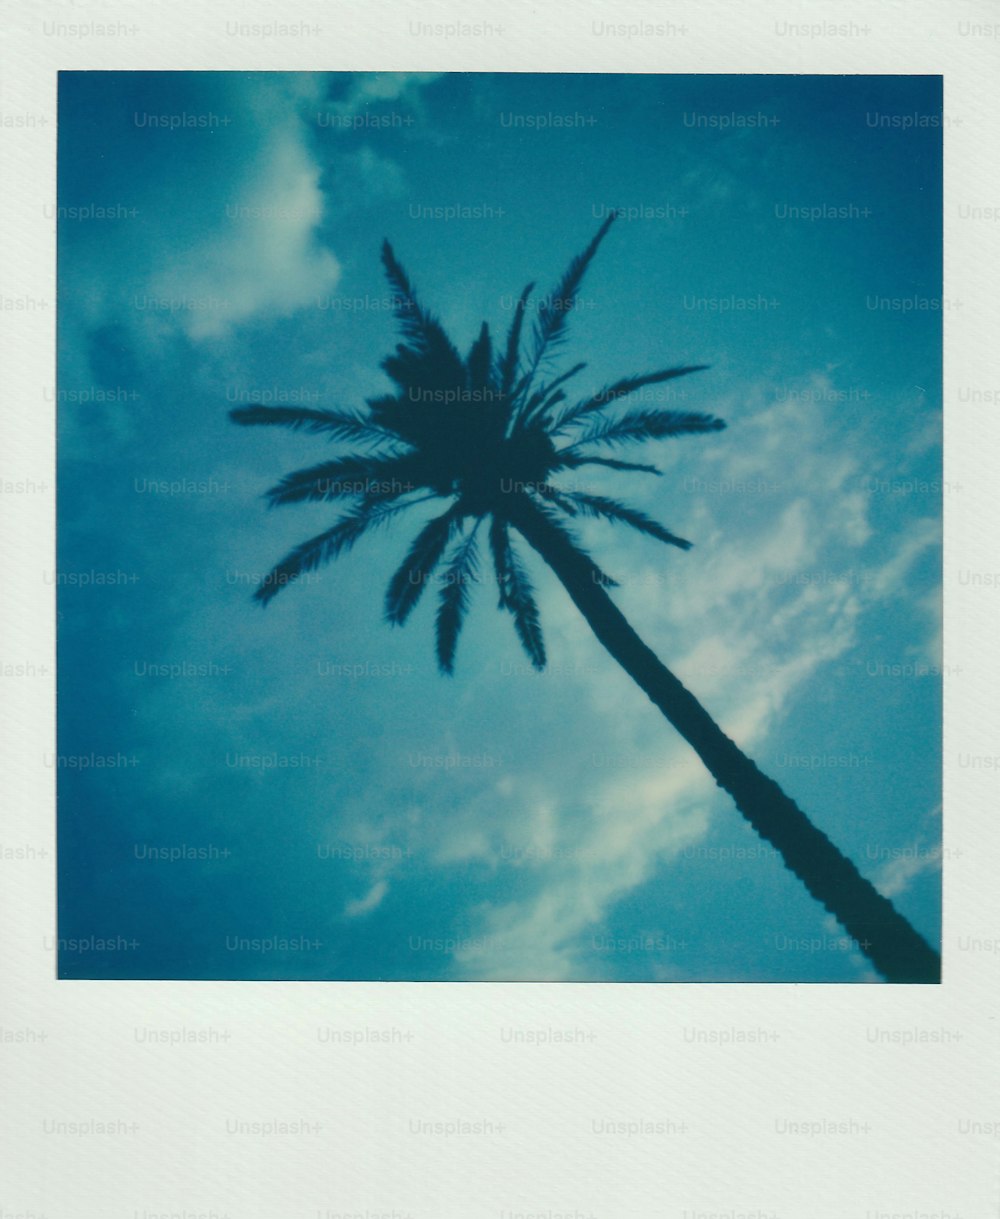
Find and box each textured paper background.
[2,1,997,1214]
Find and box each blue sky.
[57,71,942,981]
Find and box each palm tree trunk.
[509,497,940,984]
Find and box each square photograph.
[55,71,943,982]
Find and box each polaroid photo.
[3,4,997,1216]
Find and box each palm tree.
[231,213,940,984]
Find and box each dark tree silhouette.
[231,213,940,983]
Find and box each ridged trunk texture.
[509,497,940,984]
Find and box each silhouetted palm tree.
[232,213,940,983]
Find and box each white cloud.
[455,796,709,981]
[321,145,409,218]
[328,72,442,117]
[876,845,942,900]
[141,74,441,339]
[872,804,943,900]
[150,79,341,340]
[344,879,389,918]
[865,515,940,601]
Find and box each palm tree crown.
[231,213,724,671]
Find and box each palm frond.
[545,490,692,549]
[563,408,727,452]
[264,454,418,507]
[488,517,546,669]
[467,322,493,395]
[365,393,431,448]
[381,241,460,356]
[551,365,710,434]
[554,453,662,477]
[523,213,616,388]
[230,404,402,447]
[497,281,535,399]
[384,502,464,625]
[516,361,588,430]
[253,497,425,606]
[380,343,466,399]
[436,525,481,674]
[520,388,566,431]
[533,484,581,517]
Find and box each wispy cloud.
[344,879,389,918]
[872,804,943,900]
[328,72,443,117]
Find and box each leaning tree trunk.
[509,497,940,984]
